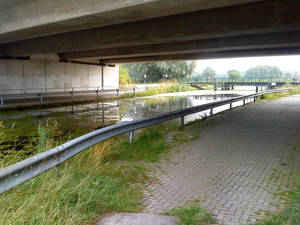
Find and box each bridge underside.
[0,0,300,64]
[0,0,300,92]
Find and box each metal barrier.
[0,87,136,106]
[0,89,290,194]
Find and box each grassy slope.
[0,127,169,225]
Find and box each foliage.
[228,69,241,80]
[201,67,216,81]
[121,83,196,98]
[245,65,283,79]
[119,65,132,85]
[0,120,63,167]
[111,127,168,162]
[122,61,196,83]
[167,204,216,225]
[0,124,170,225]
[0,146,144,225]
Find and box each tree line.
[120,61,197,84]
[198,65,296,81]
[119,62,296,84]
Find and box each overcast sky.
[195,55,300,74]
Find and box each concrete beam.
[99,47,300,63]
[0,0,263,44]
[3,0,300,56]
[59,31,300,60]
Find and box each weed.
[167,204,216,225]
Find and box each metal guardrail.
[0,89,290,194]
[0,87,136,106]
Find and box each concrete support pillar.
[0,57,119,96]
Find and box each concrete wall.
[0,56,118,93]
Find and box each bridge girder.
[1,0,300,62]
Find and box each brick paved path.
[143,95,300,225]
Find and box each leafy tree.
[119,65,132,85]
[245,65,282,79]
[122,61,196,83]
[228,70,241,80]
[202,67,216,81]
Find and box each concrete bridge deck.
[142,95,300,225]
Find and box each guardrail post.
[40,93,43,103]
[230,102,232,109]
[97,86,99,97]
[129,130,134,143]
[210,108,213,116]
[133,88,136,95]
[243,99,246,105]
[72,88,74,99]
[181,116,185,128]
[117,89,119,97]
[0,95,3,106]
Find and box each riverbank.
[0,121,201,225]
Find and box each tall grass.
[0,123,171,225]
[121,83,197,98]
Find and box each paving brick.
[142,95,300,224]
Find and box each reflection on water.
[0,94,240,130]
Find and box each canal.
[0,89,254,165]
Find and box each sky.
[195,55,300,74]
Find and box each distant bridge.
[182,80,300,90]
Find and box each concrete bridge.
[1,0,300,92]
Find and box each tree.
[202,67,216,81]
[228,70,241,80]
[245,65,282,79]
[119,65,132,85]
[122,61,196,83]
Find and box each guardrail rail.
[0,89,291,194]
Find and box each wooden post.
[133,88,136,95]
[117,89,119,97]
[181,116,184,128]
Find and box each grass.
[260,88,300,101]
[111,127,168,162]
[251,182,300,225]
[0,122,174,225]
[167,204,216,225]
[251,144,300,225]
[121,83,197,98]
